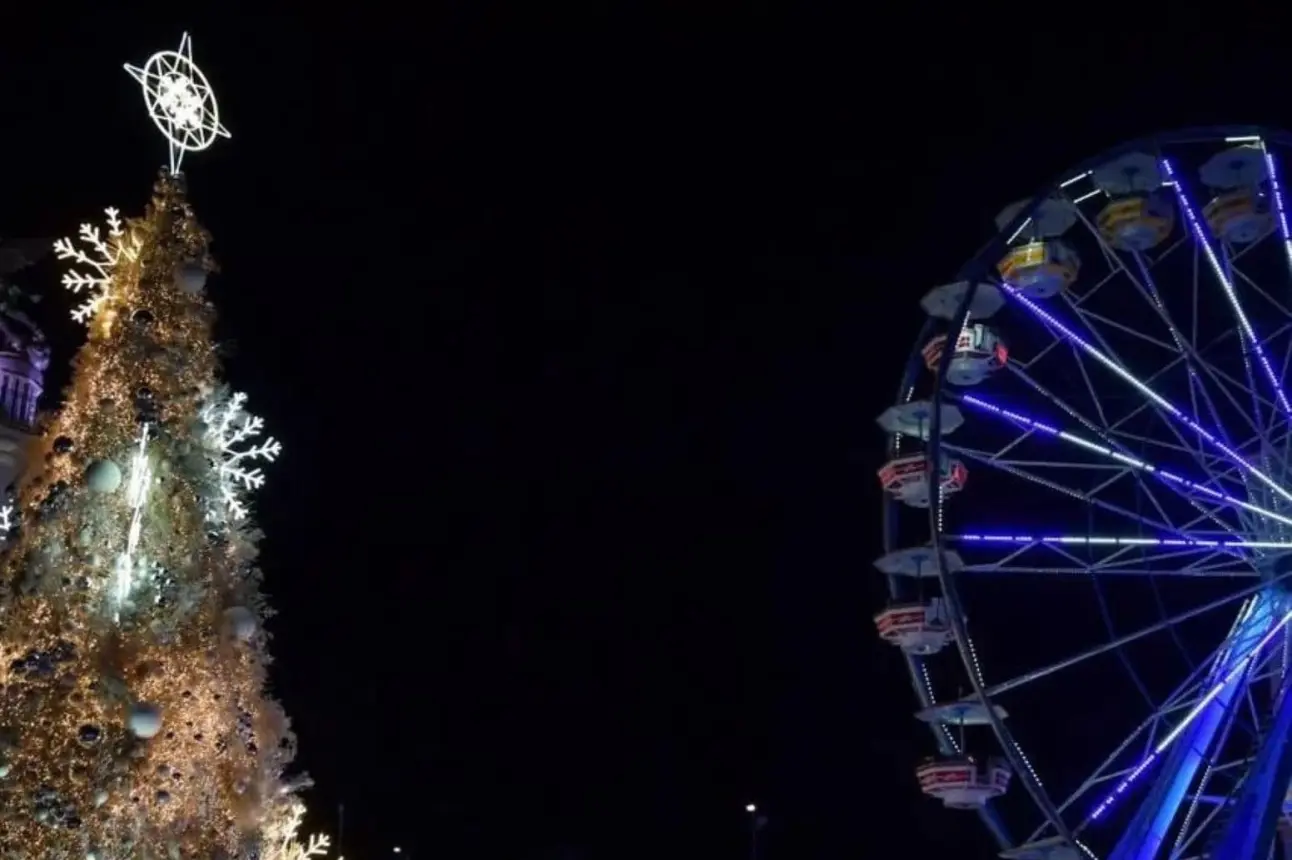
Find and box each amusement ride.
[877,127,1292,860]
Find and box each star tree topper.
[124,32,231,174]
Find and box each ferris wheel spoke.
[1104,427,1196,458]
[1080,596,1286,849]
[1172,758,1249,858]
[1098,340,1269,462]
[1095,329,1224,436]
[957,394,1289,536]
[1070,307,1180,355]
[1005,287,1292,512]
[1000,364,1244,539]
[952,535,1263,576]
[1064,188,1239,443]
[1022,268,1125,370]
[1257,140,1292,278]
[1205,421,1292,485]
[1068,346,1116,431]
[1230,259,1292,319]
[942,444,1182,536]
[955,539,1258,577]
[1058,285,1281,482]
[1122,249,1277,454]
[1163,160,1292,433]
[950,575,1292,707]
[963,566,1258,578]
[1028,614,1266,844]
[1273,337,1292,446]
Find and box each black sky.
[0,7,1284,859]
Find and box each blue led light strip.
[1003,287,1292,507]
[1260,141,1292,275]
[1086,601,1291,822]
[954,534,1292,550]
[1162,157,1292,419]
[961,394,1292,530]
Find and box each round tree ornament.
[222,606,257,642]
[127,703,163,739]
[85,459,122,494]
[176,261,207,294]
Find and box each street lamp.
[745,803,762,860]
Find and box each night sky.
[1,8,1285,859]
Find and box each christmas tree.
[0,35,328,859]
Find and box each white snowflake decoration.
[200,391,281,522]
[52,207,143,324]
[261,798,331,860]
[0,504,13,536]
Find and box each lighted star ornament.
[124,32,230,174]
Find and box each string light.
[109,422,153,618]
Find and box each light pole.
[746,804,760,860]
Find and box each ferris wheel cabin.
[916,756,1012,809]
[996,240,1080,299]
[877,450,967,508]
[873,597,954,655]
[922,323,1007,386]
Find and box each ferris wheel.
[876,127,1292,860]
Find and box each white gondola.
[916,755,1011,809]
[877,451,967,508]
[922,323,1007,386]
[874,597,953,655]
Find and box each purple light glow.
[954,533,1292,550]
[1086,600,1292,822]
[1161,157,1292,418]
[959,394,1292,529]
[1262,145,1292,242]
[1001,287,1292,507]
[1260,141,1292,275]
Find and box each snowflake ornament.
[0,504,13,536]
[200,391,281,522]
[53,208,143,324]
[261,799,331,860]
[287,833,331,859]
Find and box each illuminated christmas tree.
[0,34,327,858]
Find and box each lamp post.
[746,804,760,860]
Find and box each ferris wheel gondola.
[877,126,1292,860]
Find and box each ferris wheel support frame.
[1107,592,1277,860]
[899,125,1292,857]
[1211,658,1292,859]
